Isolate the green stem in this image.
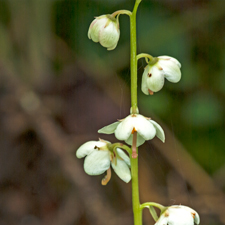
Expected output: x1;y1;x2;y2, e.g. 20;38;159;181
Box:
130;150;142;225
137;53;156;62
130;1;142;225
111;9;132;17
108;143;132;155
130;0;141;113
140;202;166;211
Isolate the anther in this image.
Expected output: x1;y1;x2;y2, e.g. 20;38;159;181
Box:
94;146;100;150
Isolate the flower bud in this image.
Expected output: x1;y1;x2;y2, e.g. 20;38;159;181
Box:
88;15;120;50
155;205;200;225
141;56;181;95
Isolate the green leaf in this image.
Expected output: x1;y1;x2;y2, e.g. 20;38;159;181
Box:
149;206;159;222
98;122;120;134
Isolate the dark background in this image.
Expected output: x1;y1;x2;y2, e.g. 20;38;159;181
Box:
0;0;224;224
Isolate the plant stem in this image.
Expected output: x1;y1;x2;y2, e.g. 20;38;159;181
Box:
137;53;155;62
130;0;142;225
111;9;132;17
130;152;142;225
130;0;141;113
140;202;165;211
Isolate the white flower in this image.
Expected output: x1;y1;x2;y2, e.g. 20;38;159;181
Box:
98;114;165;147
88;15;120;50
155;205;200;225
142;56;181;95
76;139;131;183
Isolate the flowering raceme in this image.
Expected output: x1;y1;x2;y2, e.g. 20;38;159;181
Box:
98;113;165;147
88;15;120;50
155;205;200;225
76;139;131;184
141;56;181;95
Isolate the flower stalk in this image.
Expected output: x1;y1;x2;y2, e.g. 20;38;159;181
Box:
130;0;141;113
137;53;156;63
111;9;132;17
130;151;142;225
130;0;142;224
81;1;199;225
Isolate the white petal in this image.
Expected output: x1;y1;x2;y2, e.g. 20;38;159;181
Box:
167;207;195;225
89;21;102;42
115;116;134;140
141;65;150;95
150;120;165;142
115;114;156;143
99;22;119;48
171;206;200;224
158;56;181;68
90;17;108;43
154;215;168;225
98;121;120;134
116;148;130;167
84;150;110;175
125;133;146;147
133;115;156;140
158;57;181;83
88;19;97;39
194;212;200;224
111;158;131;183
107;38;119;50
76;141;106;158
146;66;165;92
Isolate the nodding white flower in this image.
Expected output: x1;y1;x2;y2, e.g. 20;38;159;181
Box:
142;56;181;95
76;139;131;184
88;15;120;50
98;114;165;147
155;205;200;225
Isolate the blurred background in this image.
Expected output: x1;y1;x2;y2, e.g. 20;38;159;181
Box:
0;0;224;224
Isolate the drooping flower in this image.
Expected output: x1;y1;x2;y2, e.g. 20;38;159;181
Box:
76;139;131;184
155;205;200;225
141;56;181;95
88;15;120;50
98;113;165;147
